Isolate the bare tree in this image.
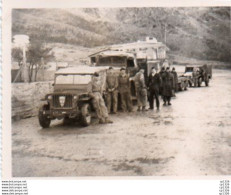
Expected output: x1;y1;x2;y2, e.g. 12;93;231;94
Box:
12;47;23;67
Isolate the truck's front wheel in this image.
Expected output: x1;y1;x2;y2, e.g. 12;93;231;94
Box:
81;104;92;126
184;81;188;90
198;78;202;87
38;105;51;128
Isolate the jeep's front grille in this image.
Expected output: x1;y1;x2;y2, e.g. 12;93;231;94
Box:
52;95;73;108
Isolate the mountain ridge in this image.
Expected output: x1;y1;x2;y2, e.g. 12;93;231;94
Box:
12;8;231;62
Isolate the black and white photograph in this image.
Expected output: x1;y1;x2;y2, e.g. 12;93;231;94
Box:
10;7;231;177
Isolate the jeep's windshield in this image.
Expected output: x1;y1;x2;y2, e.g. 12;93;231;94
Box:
55;75;92;84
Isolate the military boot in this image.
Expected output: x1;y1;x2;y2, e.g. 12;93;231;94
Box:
142;106;148;111
105;118;113;124
99;118;105;124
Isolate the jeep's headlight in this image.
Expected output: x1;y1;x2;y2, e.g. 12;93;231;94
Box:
48;95;52;100
73;95;78;100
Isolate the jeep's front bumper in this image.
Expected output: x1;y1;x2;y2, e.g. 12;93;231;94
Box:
41;109;80;119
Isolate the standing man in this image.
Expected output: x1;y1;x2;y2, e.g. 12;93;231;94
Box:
90;72;113;124
148;67;162;110
159;66;165;96
106;67;118;114
162;67;174;106
171;67;178;94
192;67;198;87
118;68;133;112
134;69;148;111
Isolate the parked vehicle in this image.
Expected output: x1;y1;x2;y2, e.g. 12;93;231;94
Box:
38;66;108;128
89;50;138;76
183;64;212;87
177;76;189;91
89;50;139;98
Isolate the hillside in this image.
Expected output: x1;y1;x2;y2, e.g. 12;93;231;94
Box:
12;7;230;62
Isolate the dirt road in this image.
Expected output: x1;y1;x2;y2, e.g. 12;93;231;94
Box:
12;69;231;177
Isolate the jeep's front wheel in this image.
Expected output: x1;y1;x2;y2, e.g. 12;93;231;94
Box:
38;105;51;128
81;104;92;126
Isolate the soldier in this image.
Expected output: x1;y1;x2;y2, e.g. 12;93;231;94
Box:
159;66;165;96
148;67;162;110
192;67;198;87
162;67;174;106
118;68;133;112
202;64;209;86
90;72;113;124
134;69;148;111
171;67;178;94
106;67;118;114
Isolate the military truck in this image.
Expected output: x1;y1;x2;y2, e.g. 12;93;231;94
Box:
38;66;108;128
183;64;212;87
89;50;138;75
89;50;139;98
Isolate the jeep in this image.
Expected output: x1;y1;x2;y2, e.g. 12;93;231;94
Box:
38;66;107;128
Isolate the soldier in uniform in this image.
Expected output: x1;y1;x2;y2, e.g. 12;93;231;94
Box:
159;66;165;96
171;67;178;94
148;67;162;110
90;72;113;124
106;67;118;114
162;67;174;106
118;68;133;112
192;67;198;87
134;69;148;111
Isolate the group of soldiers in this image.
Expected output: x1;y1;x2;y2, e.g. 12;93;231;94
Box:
90;66;178;124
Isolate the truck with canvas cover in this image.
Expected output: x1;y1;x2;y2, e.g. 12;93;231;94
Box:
89;50;138;98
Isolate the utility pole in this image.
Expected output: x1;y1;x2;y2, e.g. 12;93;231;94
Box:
164;23;167;45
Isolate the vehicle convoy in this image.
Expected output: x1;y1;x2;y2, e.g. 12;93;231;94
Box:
38;66;108;128
89;50;171;97
89;50;191;96
183;64;212;87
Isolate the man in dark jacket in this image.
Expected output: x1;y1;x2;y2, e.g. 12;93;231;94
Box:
159;67;165;96
118;68;133;112
148;67;162;110
162;67;174;105
171;67;178;93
